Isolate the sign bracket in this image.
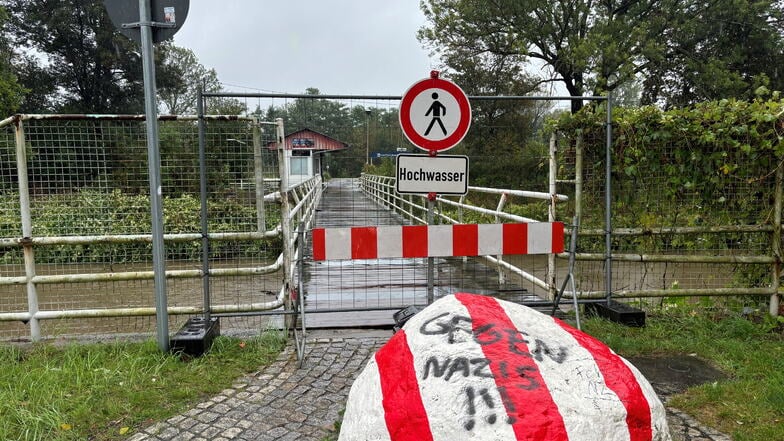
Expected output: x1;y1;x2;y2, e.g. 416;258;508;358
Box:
122;21;177;29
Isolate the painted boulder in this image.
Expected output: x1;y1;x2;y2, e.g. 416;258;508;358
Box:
339;293;671;441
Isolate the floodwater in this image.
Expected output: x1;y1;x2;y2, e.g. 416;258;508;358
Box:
0;259;283;340
0;252;741;340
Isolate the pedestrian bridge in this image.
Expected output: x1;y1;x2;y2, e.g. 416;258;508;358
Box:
296;176;572;329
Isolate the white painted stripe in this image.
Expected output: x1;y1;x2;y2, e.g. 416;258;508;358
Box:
404;296;518;441
496;298;633;441
527;222;552;254
325;227;352;260
477;223;503;255
377;226;403;259
427;225;453;257
337;358;392;441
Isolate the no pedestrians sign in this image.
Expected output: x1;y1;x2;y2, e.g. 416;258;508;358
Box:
399;72;471;153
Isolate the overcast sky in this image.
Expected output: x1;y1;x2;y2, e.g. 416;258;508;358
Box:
173;1;436;96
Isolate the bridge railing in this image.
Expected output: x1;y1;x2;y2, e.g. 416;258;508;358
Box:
359;173;570;296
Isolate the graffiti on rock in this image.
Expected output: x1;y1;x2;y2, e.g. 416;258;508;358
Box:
418;311;570;431
419;312;569;364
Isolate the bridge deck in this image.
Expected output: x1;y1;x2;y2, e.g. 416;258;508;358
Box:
302;178;544;328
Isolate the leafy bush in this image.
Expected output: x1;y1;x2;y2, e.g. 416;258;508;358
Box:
551;98;784;230
550;98;784;288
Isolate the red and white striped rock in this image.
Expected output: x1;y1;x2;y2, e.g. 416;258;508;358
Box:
339;293;671;441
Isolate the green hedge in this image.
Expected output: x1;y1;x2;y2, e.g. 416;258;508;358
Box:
551;97;783;229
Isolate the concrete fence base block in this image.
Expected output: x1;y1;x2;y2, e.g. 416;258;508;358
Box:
339;293;671;441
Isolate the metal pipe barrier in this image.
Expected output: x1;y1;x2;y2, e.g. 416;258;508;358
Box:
360;172;784;305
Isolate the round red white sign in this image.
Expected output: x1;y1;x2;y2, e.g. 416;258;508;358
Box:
399;75;471;153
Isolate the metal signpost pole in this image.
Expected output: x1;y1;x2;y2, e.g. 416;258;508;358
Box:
139;0;169;351
398;71;472;305
427;193;435;304
104;0;189;352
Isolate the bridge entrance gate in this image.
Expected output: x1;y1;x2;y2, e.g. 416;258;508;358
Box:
196;91;610;341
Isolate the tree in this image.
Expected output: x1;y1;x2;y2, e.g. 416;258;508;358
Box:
158;44;219;114
6;0;138;112
420;0;670;112
640;0;784;106
158;44;247;115
4;0;183;114
0;6;24;116
422;0;784;110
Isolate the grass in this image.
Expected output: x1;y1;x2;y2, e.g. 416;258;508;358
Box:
0;332;286;441
582;305;784;441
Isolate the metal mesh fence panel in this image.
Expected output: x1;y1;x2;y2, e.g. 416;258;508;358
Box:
0;123;25;320
0;115;283;340
3;96;778;340
556;102;780;309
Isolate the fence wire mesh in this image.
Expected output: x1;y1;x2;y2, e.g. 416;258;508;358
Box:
0;115;283;339
556;106;780;307
1;93;780;341
255;94;571;327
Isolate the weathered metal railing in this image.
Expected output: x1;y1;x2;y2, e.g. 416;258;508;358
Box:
0;114;324;341
0;175;321;328
573;225;779;300
360;169;782;316
359;173;569;297
551;131;781;316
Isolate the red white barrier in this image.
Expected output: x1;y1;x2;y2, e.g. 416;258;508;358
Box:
312;223;564;261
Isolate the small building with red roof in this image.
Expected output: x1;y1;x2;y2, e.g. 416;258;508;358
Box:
270;128;349;185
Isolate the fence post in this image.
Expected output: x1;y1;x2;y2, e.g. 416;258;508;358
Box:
385;177;393;212
459;194;468;263
276;119;294;331
494;193;508;285
253;119;266;233
427;197;435;304
772;159;782;317
575;133;584;226
14;118;40;341
605;94;614;303
408;194;414;224
197;90;211;324
548;132;558;299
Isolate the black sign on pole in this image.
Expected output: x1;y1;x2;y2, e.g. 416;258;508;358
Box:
104;0;190;44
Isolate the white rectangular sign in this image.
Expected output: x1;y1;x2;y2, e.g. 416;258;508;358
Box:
396;154;469;195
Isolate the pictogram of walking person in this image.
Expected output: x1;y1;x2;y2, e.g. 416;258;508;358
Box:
424;92;447;136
